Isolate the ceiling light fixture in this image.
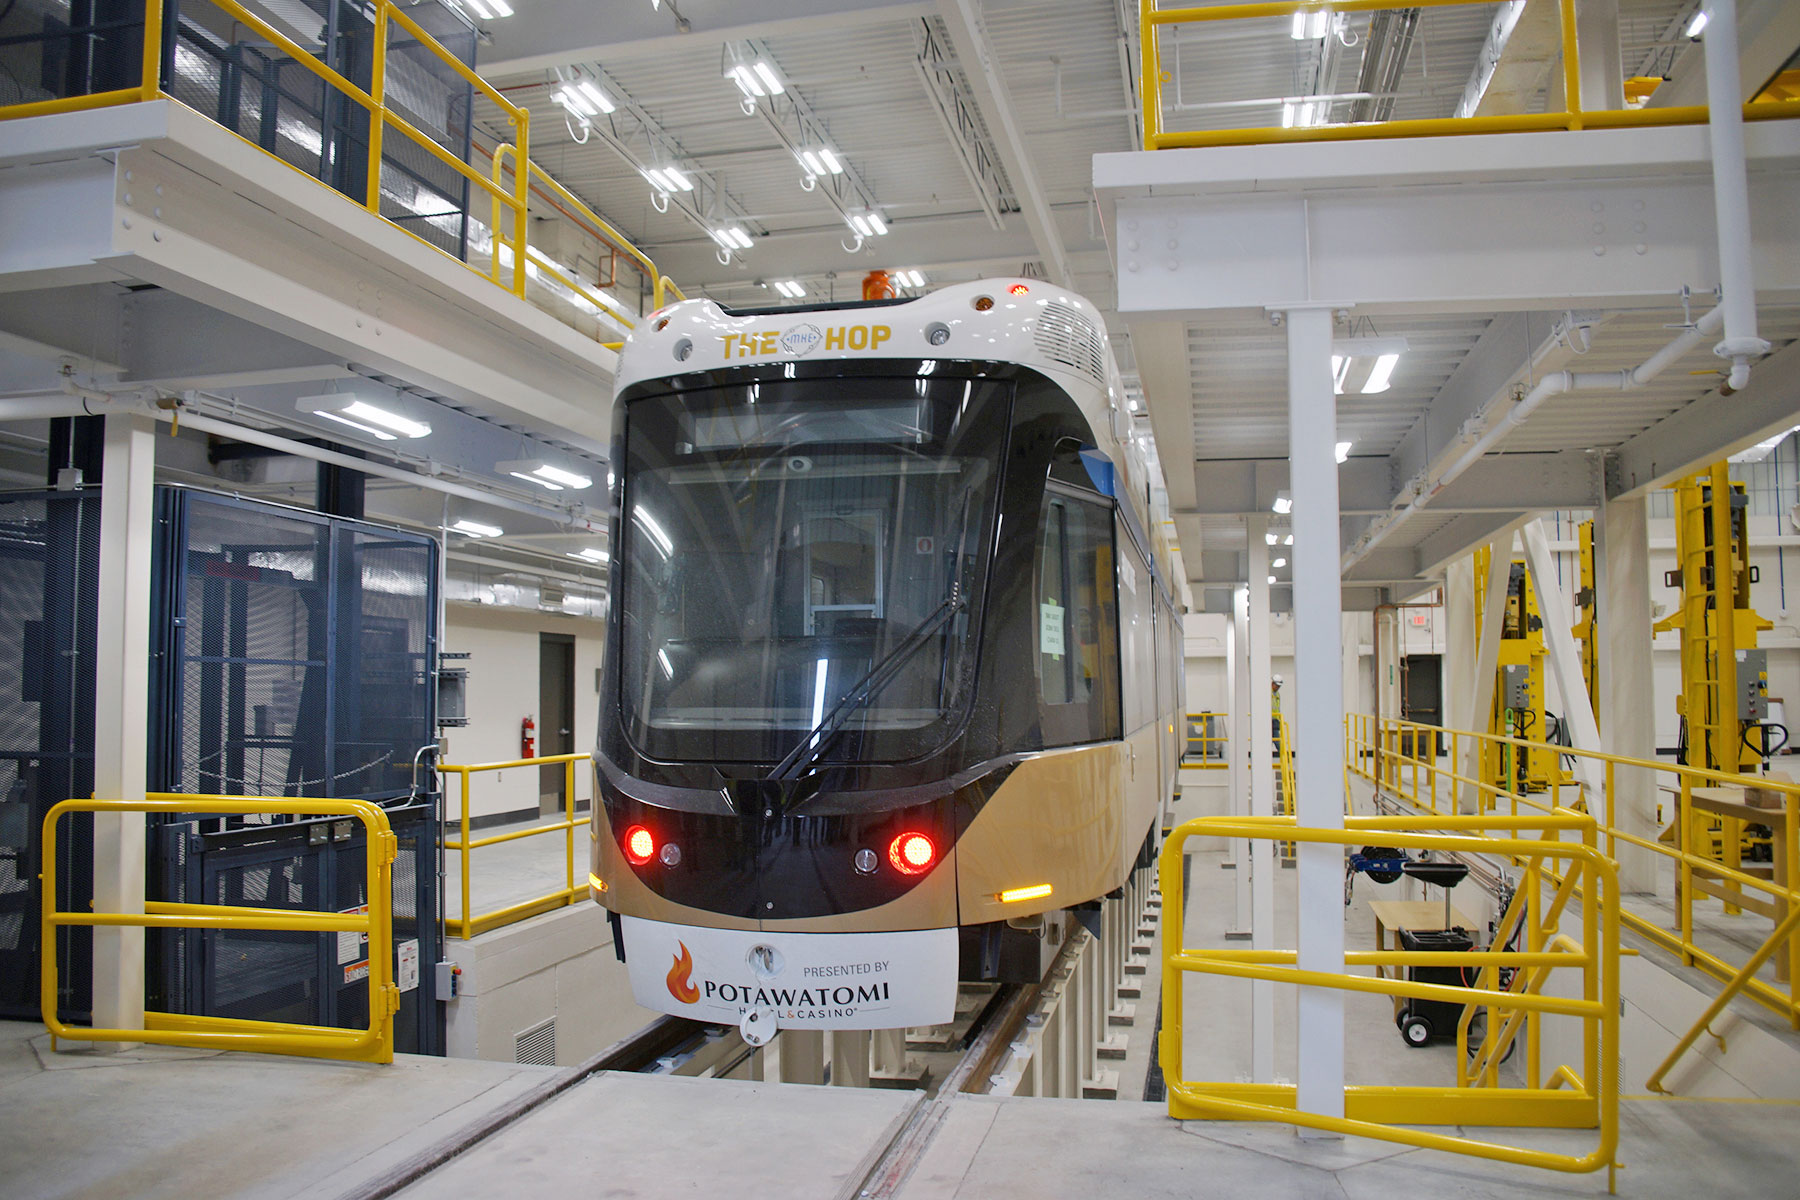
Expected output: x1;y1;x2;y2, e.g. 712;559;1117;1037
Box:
464;0;512;19
772;280;805;299
1685;9;1708;36
1272;492;1293;515
898;269;925;288
1362;354;1399;394
297;394;431;440
451;519;503;538
642;166;692;193
796;147;844;177
1273;557;1287;568
1284;534;1293;546
1335;440;1353;463
711;226;752;250
568;547;610;563
1265;531;1278;546
1289;9;1329;39
499;459;594;491
727;60;784;99
1331;337;1408;395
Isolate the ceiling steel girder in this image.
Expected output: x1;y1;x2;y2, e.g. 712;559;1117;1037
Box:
1186;451;1598;519
934;0;1073;289
913;17;1016;232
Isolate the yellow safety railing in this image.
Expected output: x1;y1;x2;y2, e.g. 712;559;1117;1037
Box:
1347;713;1800;1045
1275;711;1296;859
1139;0;1800;151
0;0;680;341
440;753;592;939
1160;811;1620;1182
41;794;397;1064
1183;711;1227;767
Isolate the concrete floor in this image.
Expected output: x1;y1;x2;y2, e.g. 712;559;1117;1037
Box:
8;1016;1800;1199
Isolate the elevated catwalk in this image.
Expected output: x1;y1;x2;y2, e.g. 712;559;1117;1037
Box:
4;1020;1798;1199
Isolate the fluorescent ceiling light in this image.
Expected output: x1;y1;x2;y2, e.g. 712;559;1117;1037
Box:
1290;10;1328;39
773;280;805;299
866;212;888;235
555;86;597;117
818;147;841;173
575;79;614;114
298;394;430;440
567;547;610;563
1685;10;1708;36
660;165;691;190
1361;353;1399;394
486;0;513;14
1268;575;1278;585
451;519;503;538
1272;492;1293;515
1335;440;1352;463
464;0;494;19
848;214;872;238
644;166;693;193
798;149;824;175
1284;534;1293;545
1265;531;1278;545
1273;557;1287;568
717;226;751;249
728;61;783;99
500;459;594;491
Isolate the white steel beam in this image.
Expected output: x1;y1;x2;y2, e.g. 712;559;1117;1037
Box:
1245;515;1275;1085
1285;306;1345;1125
1099;123;1800;316
1607;336;1800;498
1519;519;1604;799
1228;589;1251;934
1597;494;1659;891
936;0;1073;288
90;412;157;1045
1461;537;1514;808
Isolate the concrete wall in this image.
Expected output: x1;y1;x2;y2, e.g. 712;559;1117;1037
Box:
441;603;605;821
445;905;659;1067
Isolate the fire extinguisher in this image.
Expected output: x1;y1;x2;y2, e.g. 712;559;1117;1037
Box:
521;715;536;759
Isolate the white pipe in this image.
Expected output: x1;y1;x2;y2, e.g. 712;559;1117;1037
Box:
1700;0;1770;388
168;411;604;533
0;396;125;420
1344;305;1727;568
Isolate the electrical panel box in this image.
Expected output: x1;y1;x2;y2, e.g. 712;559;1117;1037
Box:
1739;648;1768;721
1503;664;1531;711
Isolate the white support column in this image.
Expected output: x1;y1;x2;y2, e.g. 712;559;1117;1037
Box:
830;1030;872;1088
1245;517;1275;1084
1227;585;1252;936
1374;607;1401;726
1520;520;1605;800
1443;556;1475;733
1284;306;1345;1126
91;413;156;1042
1598;493;1659;890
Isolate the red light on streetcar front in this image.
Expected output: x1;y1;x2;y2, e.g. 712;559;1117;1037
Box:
1008;283;1030;296
625;825;656;865
888;832;936;875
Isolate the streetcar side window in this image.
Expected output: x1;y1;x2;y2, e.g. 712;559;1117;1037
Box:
1035;492;1121;746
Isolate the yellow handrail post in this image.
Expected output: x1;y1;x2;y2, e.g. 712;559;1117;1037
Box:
141;0;165;101
1140;1;1160;151
1647;900;1800;1093
1559;0;1583;129
512;113;530;296
366;0;389;213
565;756;577;900
1679;774;1694;965
1788;797;1800;1027
459;766;472;940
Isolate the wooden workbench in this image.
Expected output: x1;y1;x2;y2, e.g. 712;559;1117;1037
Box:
1680;785;1793;980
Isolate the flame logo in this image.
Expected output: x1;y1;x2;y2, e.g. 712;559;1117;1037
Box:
666;942;699;1004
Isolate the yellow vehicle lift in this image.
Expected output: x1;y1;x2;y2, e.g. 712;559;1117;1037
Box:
1573;519;1600;730
1474;547;1571;795
1654;463;1779;861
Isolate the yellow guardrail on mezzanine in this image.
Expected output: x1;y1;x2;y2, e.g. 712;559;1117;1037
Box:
41;793;397;1064
1347;712;1800;1031
1159;811;1620;1183
440;752;593;939
0;0;681;344
1139;0;1800;151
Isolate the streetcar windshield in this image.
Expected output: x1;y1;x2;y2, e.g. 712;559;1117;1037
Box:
618;375;1009;765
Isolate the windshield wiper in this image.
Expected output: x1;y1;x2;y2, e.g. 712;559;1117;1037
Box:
767;589;966;784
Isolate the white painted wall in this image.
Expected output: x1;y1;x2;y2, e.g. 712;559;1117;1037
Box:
441;603;606;820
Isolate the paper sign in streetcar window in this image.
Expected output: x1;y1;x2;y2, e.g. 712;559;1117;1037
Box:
1040;602;1065;658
